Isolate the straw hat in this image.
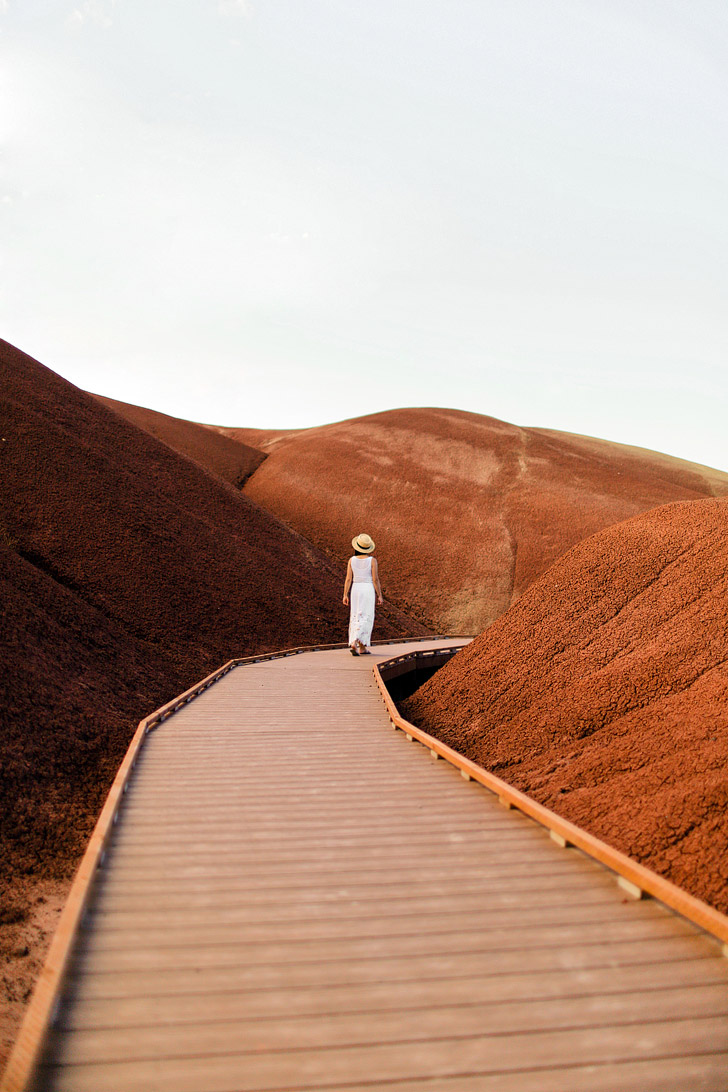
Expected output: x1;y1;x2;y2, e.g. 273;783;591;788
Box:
352;533;375;554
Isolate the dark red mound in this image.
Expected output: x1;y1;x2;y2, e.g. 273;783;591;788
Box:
95;395;266;487
0;339;425;887
401;498;728;912
218;409;728;634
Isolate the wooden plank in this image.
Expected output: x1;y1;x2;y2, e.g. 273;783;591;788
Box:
89;872;627;913
98;892;630;929
81;886;625;932
91;863;606;900
238;1054;728;1092
102;841;591;877
109;814;528;840
110;800;536;823
96;839;613;870
119;797;503;815
96;832;562;860
75;899;678;954
47;983;728;1066
58;956;728;1030
99;838;581;868
108;827;532;850
63;934;717;1001
115;793;506;816
73;915;696;976
36;1015;728;1092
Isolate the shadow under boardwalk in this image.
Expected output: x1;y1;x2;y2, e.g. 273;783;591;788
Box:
34;641;728;1091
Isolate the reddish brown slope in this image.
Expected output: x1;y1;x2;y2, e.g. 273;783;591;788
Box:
1;338;424;877
1;341;426;1064
401;497;728;912
218;408;728;634
95;394;266;487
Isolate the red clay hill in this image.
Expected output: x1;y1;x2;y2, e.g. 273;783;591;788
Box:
1;338;425;881
215;409;728;634
95;394;266;488
0;340;425;1063
401;497;728;914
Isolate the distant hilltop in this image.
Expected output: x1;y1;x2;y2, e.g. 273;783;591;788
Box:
213;407;728;634
104;396;728;635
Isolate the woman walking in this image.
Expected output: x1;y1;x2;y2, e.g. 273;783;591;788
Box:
343;533;383;655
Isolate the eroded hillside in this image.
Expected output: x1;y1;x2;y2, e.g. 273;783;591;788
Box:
401;497;728;912
217;408;728;633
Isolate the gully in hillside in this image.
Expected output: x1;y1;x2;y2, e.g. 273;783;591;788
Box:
343;533;384;655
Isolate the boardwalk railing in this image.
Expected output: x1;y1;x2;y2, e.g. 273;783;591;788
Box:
374;648;728;956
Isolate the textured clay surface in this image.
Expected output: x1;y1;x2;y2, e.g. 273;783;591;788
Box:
221;409;728;634
95;394;267;488
401;498;728;913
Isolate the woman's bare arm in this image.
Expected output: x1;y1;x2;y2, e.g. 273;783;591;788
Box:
372;558;383;605
343;559;353;605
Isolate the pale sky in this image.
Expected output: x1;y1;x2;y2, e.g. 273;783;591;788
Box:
2;1;727;470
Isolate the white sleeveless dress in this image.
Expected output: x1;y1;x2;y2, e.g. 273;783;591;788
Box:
349;556;376;647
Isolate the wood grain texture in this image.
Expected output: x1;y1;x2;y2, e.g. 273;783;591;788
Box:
25;641;728;1091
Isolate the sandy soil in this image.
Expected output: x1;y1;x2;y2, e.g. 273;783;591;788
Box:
401;497;728;913
0;878;68;1074
217;408;728;634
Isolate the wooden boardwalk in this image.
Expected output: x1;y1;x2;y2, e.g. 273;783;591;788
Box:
33;640;728;1091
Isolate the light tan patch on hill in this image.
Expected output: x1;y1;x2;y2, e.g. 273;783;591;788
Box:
235;408;728;633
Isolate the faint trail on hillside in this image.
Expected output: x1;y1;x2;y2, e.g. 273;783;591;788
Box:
500;425;530;609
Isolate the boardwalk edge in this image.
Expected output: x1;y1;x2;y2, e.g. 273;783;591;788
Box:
374;648;728;953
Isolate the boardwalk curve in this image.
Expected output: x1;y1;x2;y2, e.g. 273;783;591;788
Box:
6;640;728;1090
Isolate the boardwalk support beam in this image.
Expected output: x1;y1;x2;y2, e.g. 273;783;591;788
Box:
617;875;645;900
